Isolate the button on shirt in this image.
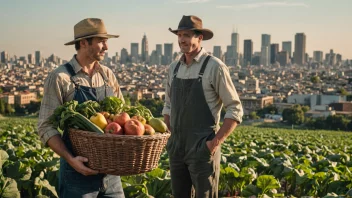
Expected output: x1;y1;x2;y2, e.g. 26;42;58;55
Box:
162;48;243;126
38;56;124;145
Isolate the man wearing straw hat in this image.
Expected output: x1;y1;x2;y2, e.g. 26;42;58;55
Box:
162;15;243;197
38;18;125;197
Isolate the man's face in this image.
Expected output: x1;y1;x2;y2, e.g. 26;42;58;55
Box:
177;30;202;54
86;37;108;61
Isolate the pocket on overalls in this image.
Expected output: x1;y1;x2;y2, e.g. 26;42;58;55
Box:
196;136;214;161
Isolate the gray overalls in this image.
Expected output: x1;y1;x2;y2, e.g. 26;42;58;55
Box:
167;56;221;198
59;63;125;198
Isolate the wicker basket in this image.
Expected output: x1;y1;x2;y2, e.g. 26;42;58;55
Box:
68;128;170;176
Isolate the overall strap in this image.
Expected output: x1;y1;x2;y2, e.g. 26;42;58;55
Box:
172;61;181;79
98;68;109;86
64;63;80;87
98;68;110;98
198;55;211;80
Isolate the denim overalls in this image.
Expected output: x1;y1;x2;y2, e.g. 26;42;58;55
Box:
167;56;221;198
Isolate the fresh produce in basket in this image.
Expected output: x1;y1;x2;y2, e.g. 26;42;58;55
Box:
104;122;123;135
144;124;155;135
60;97;171;176
48;100;103;134
131;115;146;125
124;119;145;135
101;111;111;120
75;100;101;118
49;97;169;135
99;96;124;114
90;112;108;129
113;112;130;126
148;118;168;133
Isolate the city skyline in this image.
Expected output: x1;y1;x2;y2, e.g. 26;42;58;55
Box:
0;0;351;60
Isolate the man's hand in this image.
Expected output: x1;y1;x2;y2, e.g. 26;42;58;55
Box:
206;118;239;154
47;135;98;176
67;156;99;176
206;140;220;155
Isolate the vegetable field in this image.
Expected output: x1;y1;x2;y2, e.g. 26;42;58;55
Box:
1;117;352;197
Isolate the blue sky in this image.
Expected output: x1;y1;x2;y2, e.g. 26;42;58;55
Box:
0;0;351;60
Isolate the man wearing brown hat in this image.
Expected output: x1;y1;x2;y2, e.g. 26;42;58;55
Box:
162;15;243;197
38;18;125;197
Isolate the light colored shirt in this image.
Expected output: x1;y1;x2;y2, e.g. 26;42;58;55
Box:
37;55;124;145
162;48;243;127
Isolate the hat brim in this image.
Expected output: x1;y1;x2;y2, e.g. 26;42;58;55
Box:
64;34;119;45
168;27;213;40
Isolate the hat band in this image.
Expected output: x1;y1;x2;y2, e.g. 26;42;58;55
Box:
177;26;201;30
74;31;108;39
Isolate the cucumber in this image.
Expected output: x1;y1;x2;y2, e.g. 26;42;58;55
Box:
73;113;104;134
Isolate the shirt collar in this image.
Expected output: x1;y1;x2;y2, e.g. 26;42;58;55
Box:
69;55;102;74
180;47;208;65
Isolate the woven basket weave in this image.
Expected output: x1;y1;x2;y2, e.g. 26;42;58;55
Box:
68;128;170;176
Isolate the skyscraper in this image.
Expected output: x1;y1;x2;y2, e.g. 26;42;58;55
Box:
261;34;271;66
28;54;34;64
313;51;323;63
231;32;239;53
261;34;271;48
213;46;222;59
163;43;173;65
35;51;41;65
141;34;149;63
243;40;253;66
120;48;128;64
278;51;289;66
294;33;306;65
156;44;162;57
114;52;119;64
150;50;161;65
282;41;292;58
131;43;139;63
260;46;269;66
1;51;8;64
336;54;342;64
329;49;336;66
225;45;236;66
270;44;279;64
231;31;239;65
252;52;261;66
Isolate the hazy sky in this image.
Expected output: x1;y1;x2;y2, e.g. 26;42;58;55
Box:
1;0;351;60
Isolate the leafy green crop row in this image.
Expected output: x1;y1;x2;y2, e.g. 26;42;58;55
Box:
0;117;58;197
0;117;352;197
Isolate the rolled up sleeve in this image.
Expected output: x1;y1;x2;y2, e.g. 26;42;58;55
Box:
214;64;243;123
37;72;63;146
162;68;172;116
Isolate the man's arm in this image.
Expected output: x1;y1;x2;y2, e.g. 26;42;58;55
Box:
206;118;238;154
162;64;173;131
206;62;243;153
38;71;98;175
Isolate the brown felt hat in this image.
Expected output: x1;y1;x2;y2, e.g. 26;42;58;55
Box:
169;15;213;40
